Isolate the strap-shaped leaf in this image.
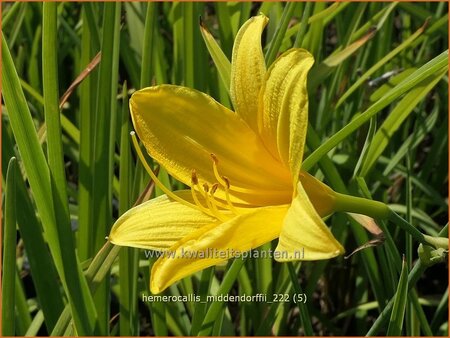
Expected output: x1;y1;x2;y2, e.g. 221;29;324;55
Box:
359;67;447;177
387;258;409;335
200;20;231;93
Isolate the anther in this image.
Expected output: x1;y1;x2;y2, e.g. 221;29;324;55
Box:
205;187;227;221
221;176;238;215
189;169;213;215
191;169;199;185
222;176;230;189
203;183;209;193
210;153;219;164
211;154;228;187
210;183;219;194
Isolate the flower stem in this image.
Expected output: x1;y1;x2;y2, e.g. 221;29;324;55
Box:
389;212;448;250
333;193;448;250
334;192;390;219
387;210;429;246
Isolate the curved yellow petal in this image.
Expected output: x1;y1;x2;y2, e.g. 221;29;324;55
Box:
299;171;337;217
230;14;268;131
130;85;292;206
275;182;344;261
150;205;289;293
258;49;314;186
109;191;217;251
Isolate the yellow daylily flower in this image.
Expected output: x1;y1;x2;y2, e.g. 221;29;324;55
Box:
109;14;344;294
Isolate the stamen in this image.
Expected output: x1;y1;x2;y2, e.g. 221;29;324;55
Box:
203;184;227;221
190;170;214;216
211;153;229;187
210;183;219;194
131;132;199;210
210;153;219;164
222;176;230;189
209;184;228;218
222;176;239;214
191;169;199;185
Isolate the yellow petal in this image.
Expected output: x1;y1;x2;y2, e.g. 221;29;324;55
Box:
150;205;289;293
109;191;216;250
275;182;344;261
130;85;292;206
299;171;337;217
230;14;268;131
258;49;314;186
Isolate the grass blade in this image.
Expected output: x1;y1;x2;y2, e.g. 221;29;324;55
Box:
265;1;297;66
190;267;214;335
51;243;122;335
359;67;447;177
2;158;17;336
2;2;22;28
200;20;231;93
3;31;97;335
309;27;376;89
25;311;45;336
387;257;409;335
336;19;429;108
367;225;447;335
302;50;448;170
2;128;63;331
198;258;247;335
140;2;156;88
294;2;312;48
77;8;97;261
287;263;314;336
118;82;139;336
91;2;122;333
43;3;99;334
14;270;32;335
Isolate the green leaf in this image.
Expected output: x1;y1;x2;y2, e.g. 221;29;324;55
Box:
14;271;32;335
77;5;98;261
293;2;312;48
2;30;97;335
43;4;99;334
2;158;17;336
359;67;446;177
265;1;297;66
302;50;448;171
1;128;63;331
25;311;45;336
309;27;376;89
190;267;214;335
287;263;314;336
118;82;139;336
140;3;156;88
91;2;122;333
198;258;246;335
336;19;429;108
369;68;417;102
2;2;23;28
353;116;377;178
387;258;409;335
52;243;122;335
200;20;231;93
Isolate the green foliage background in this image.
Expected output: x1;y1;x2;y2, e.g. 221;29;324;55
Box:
1;1;448;336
